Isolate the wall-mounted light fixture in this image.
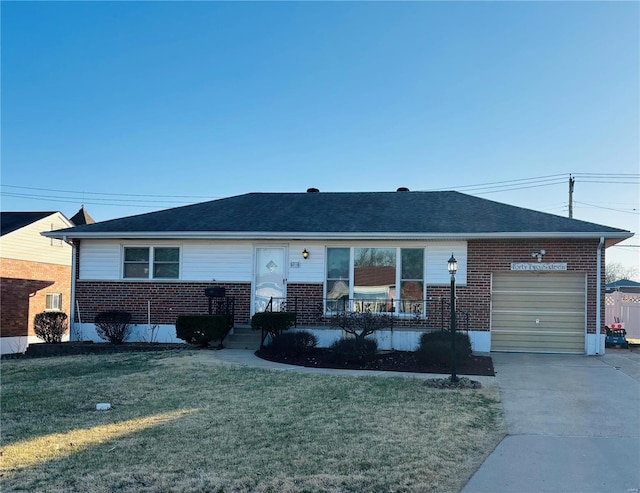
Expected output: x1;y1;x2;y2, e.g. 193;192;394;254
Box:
531;249;546;262
302;249;309;260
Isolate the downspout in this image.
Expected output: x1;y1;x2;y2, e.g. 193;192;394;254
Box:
64;236;78;341
595;236;605;355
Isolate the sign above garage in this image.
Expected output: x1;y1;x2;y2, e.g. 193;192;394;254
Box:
511;262;568;271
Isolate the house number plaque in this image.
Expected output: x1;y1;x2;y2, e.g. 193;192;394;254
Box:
510;262;568;271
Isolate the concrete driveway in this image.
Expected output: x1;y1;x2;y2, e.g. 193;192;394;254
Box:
462;348;640;493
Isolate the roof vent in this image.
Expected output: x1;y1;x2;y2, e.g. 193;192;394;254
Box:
306;187;320;193
396;187;410;192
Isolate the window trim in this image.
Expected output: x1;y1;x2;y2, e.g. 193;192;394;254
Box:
45;293;62;311
325;246;426;317
122;245;181;280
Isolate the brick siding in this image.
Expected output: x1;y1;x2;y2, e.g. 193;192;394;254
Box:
1;258;72;338
73;238;603;336
466;239;602;334
75;281;252;325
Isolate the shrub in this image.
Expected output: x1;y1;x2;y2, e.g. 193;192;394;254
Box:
33;312;68;343
176;315;231;347
330;311;392;339
330;337;378;365
94;311;132;344
265;330;318;357
251;311;297;340
416;330;472;366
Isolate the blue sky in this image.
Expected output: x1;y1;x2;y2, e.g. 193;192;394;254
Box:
1;1;638;270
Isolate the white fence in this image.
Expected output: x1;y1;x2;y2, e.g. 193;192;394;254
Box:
606;291;640;342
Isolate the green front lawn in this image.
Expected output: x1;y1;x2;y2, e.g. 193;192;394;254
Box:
1;350;505;492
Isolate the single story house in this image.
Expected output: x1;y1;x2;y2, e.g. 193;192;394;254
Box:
1;209;94;354
45;189;633;355
606;279;640;294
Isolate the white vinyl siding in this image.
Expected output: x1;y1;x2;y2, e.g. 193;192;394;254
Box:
79;241;122;280
78;240;468;284
0;213;73;266
286;243;325;283
182;243;253;281
491;272;586;354
425;242;467;285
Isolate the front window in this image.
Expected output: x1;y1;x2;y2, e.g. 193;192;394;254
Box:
124;247;150;278
400;249;424;314
123;247;179;279
153;248;180;278
326;247;425;316
354;248;396;312
326;248;350;312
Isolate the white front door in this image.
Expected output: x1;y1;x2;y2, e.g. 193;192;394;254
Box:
254;247;287;314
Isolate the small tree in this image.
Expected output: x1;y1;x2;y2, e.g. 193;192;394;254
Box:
33;312;68;343
606;262;639;284
94;311;132;344
330;311;392;340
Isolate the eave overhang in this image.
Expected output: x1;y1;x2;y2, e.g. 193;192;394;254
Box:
42;230;634;246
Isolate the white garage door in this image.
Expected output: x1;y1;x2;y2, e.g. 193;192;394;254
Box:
491;272;586;354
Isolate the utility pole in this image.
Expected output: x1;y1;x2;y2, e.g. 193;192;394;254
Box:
568;174;575;218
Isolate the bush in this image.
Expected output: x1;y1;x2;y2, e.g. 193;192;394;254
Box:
251;311;297;339
416;330;472;366
33;312;68;343
176;315;231;347
330;337;378;365
264;330;318;357
330;311;392;339
94;311;132;344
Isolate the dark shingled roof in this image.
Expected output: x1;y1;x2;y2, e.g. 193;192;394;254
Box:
48;191;631;238
1;212;59;236
70;207;95;226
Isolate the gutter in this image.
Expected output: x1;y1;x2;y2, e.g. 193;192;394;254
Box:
595;236;605;354
41;230;634;242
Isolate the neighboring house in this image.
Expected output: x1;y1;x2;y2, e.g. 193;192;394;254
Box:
605;280;640;344
606;279;640;294
45;190;633;355
1;207;94;355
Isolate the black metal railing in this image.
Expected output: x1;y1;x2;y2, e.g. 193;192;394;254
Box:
263;296;470;332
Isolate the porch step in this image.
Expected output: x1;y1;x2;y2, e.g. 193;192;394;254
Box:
223;326;261;350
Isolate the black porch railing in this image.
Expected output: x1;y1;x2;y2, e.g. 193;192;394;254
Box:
263;297;470;333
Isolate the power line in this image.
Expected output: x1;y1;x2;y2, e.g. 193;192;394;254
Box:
1;184;220;200
1;192;192;205
1;192;178;209
2;172;638;211
574;201;640;215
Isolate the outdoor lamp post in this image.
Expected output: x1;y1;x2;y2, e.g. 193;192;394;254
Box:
448;253;459;383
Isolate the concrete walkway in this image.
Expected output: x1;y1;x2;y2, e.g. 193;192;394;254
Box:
462;349;640;493
211;348;640;493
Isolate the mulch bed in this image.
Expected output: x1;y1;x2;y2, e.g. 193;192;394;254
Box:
256;348;495;376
